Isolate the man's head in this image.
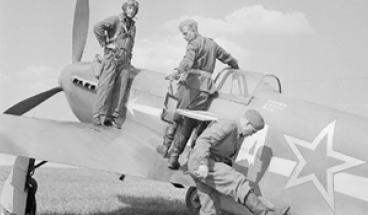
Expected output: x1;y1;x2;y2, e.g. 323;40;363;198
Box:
179;19;199;42
122;0;139;18
239;109;265;136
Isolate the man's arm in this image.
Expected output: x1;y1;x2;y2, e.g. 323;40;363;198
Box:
130;25;136;48
193;121;236;166
215;44;239;69
93;16;118;48
130;25;136;59
166;42;197;81
177;42;197;74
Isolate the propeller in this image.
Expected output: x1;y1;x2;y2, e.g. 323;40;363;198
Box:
4;87;62;115
72;0;89;63
4;0;89;115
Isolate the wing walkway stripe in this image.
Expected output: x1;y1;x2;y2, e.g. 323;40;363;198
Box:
335;172;368;202
133;104;162;117
267;157;368;202
268;157;296;177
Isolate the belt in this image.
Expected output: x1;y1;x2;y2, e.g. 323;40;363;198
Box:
106;47;131;54
187;69;212;80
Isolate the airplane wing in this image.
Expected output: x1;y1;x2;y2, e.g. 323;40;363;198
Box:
175;109;221;121
0;114;189;184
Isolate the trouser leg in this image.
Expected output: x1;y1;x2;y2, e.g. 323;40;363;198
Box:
168;117;198;169
188;159;290;215
93;52;117;122
168;88;211;169
110;65;132;128
172;83;192;122
170;117;198;155
187;91;211;110
195;178;222;215
157;123;178;157
244;191;290;215
188;159;252;204
158;83;188;157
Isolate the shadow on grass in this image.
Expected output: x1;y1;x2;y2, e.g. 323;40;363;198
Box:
39;195;197;215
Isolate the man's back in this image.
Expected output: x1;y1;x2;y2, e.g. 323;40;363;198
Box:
182;35;238;93
190;35;218;73
193;119;243;165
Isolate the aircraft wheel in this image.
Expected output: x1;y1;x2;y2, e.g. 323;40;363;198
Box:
185;186;201;213
25;177;37;215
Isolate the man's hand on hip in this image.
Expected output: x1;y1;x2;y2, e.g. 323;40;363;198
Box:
105;43;116;50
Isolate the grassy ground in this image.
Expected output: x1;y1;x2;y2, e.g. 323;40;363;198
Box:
0;166;195;215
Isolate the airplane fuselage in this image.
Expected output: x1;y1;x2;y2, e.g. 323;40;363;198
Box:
58;62;368;215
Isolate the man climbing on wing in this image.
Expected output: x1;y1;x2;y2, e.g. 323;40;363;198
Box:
157;19;240;169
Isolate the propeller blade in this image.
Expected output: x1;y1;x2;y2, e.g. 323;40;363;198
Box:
4;87;62;115
72;0;89;63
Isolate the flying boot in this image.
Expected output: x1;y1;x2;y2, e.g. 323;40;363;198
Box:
167;134;187;170
168;154;180;170
244;190;290;215
157;124;177;158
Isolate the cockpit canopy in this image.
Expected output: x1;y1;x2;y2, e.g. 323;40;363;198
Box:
214;68;282;99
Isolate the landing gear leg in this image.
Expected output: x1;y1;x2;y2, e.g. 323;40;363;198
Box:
25;160;46;215
0;157;37;215
25;177;37;215
24;159;37;215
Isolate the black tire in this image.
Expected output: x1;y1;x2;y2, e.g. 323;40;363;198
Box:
25;177;37;215
185;186;201;213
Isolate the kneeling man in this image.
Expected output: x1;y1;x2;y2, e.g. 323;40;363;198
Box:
188;109;290;215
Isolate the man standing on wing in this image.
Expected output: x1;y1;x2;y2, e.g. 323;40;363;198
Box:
93;0;139;129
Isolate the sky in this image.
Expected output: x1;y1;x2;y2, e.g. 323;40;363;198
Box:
0;0;368;164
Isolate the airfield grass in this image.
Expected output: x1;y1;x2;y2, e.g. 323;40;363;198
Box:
0;166;195;215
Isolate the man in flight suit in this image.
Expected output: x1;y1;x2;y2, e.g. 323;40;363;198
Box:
188;109;290;215
157;19;240;169
93;0;139;129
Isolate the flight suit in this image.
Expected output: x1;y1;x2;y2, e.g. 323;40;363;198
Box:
93;14;136;126
188;119;252;215
164;35;239;168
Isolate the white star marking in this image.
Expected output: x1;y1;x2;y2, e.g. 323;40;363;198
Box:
284;121;365;209
236;125;268;165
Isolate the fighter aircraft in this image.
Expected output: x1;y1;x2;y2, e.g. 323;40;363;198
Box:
1;0;367;214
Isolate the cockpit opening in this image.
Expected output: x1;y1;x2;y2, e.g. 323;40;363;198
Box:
214;68;281;99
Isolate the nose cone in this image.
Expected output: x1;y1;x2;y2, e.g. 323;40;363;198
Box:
57;62;98;123
58;62;96;94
